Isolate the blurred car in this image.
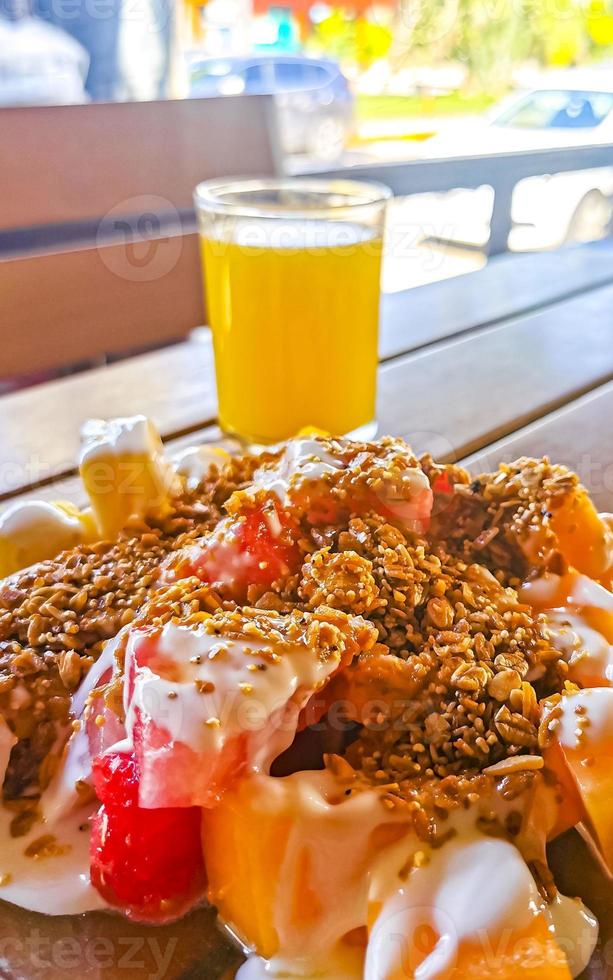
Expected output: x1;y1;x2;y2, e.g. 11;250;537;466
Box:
418;71;613;250
0;15;88;106
188;54;354;161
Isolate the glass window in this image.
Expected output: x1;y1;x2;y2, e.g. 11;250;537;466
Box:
273;61;329;91
242;62;275;95
494;90;613;130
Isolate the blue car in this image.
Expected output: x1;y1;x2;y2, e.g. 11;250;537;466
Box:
188;54;354;161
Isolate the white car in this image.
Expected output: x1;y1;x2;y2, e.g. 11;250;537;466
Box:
417;71;613;250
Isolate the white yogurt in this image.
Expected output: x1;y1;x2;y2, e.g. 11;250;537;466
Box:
233;784;597;980
523;573;613;612
0;501;90;576
43;633;124;825
523;571;613;687
556;687;613;750
172;444;231;489
548;893;598;978
366;835;538;980
0;795;105;915
546;611;613;686
366;831;597;980
79;415;164;464
125;619;343;773
0;640;123;915
252;440;341;504
225;770;412;968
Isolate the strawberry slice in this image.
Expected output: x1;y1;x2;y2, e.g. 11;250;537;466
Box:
90;749;206;923
121;608;376;809
168;505;301;600
239;438;434;535
297;485;433;534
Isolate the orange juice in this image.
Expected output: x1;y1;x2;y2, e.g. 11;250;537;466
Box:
201;220;383;444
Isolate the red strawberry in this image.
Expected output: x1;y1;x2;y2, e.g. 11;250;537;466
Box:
90;749;206;922
172;505;301;600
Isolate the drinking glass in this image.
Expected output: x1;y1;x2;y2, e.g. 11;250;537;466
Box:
194;177;390;445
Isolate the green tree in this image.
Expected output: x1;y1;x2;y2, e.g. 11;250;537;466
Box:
390;0;593;91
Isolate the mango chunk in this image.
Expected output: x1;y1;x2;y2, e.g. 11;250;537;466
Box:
550;490;613;586
544;741;587;840
366;835;573;980
203;778;292;958
203;773;413;961
79;416;176;538
447;917;570;979
553;688;613;872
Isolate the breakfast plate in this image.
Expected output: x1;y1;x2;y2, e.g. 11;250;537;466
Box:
1;416;613;978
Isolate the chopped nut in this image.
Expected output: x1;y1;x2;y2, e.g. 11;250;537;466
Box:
194;679;215;694
23;834;70;859
426;597;454;630
484;755;544;776
488;668;521;702
450;662;491;693
494;705;538;748
58;650;83;691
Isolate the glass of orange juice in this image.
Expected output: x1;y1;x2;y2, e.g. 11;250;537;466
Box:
194;178;390;445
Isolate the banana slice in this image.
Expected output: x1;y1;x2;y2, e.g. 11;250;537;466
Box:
0;500;97;578
79;416;177;538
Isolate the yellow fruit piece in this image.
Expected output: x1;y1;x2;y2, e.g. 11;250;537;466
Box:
447;916;570;979
203;779;293;958
560;741;613;872
203;773;412;961
544;741;586;840
368;891;570;979
554;689;613;873
79;416;176;538
550;489;612;586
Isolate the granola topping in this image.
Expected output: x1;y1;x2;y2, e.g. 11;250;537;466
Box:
0;431;609;942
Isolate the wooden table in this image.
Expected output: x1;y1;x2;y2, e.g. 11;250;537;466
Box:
2;239;613;511
2;240;613;979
